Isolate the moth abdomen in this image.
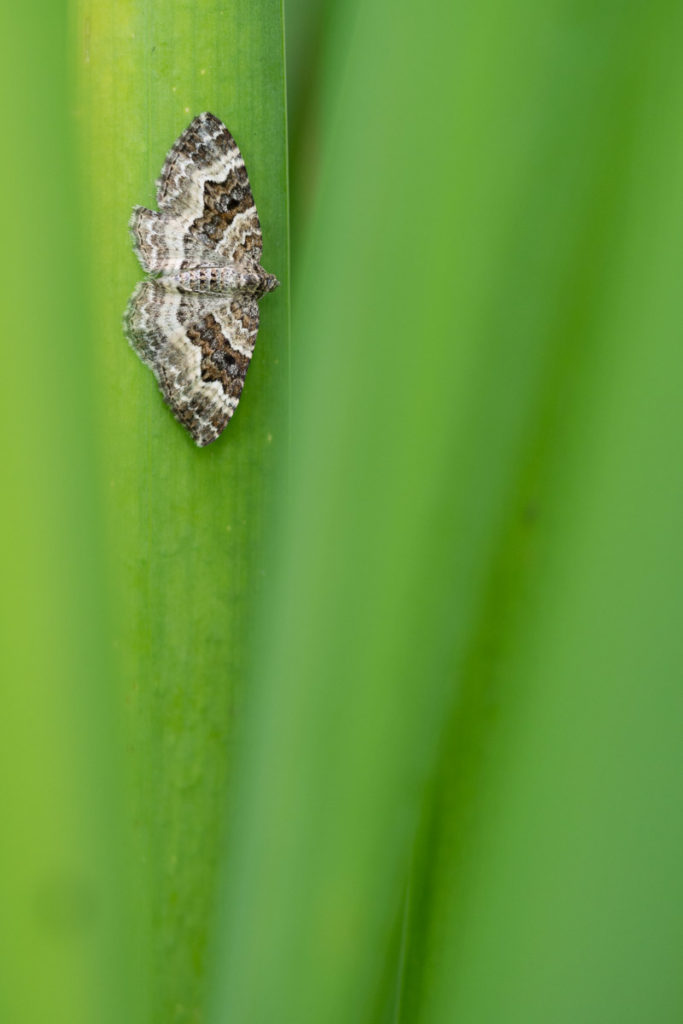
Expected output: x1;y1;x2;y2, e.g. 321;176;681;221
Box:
173;265;280;298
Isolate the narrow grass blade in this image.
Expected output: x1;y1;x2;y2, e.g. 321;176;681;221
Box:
71;1;289;1020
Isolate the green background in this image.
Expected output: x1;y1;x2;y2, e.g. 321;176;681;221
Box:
2;1;683;1022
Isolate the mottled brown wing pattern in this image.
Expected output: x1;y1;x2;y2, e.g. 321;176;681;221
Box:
124;281;259;447
156;112;239;212
182;172;263;268
129;205;176;273
125;112;278;446
156;111;262;268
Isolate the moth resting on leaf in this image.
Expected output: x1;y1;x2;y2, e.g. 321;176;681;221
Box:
124;112;279;447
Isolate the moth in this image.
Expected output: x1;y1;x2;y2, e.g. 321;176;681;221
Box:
124;112;279;446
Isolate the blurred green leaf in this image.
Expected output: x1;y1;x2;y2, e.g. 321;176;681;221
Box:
0;3;145;1023
209;2;683;1024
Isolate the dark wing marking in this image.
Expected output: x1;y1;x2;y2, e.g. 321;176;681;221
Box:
156;112;233;211
182;171;263;268
154;111;262;268
123;280;259;447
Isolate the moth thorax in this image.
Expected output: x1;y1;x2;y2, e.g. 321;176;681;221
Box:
174;266;269;295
